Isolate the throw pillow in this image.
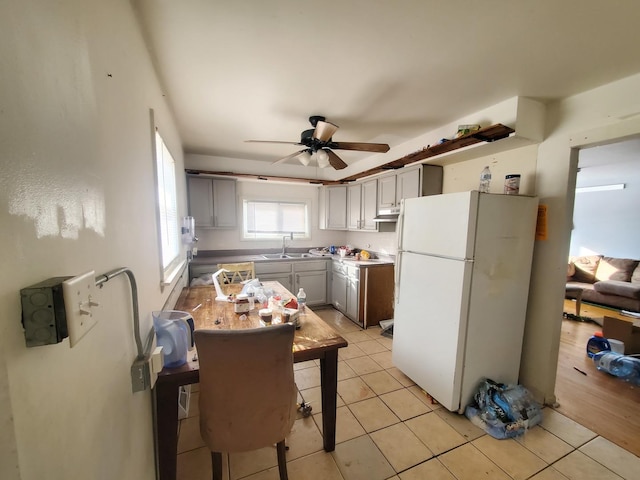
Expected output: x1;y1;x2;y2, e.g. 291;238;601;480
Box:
596;257;640;282
569;255;602;283
567;262;576;280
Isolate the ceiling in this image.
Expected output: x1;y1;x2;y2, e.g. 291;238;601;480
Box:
133;1;640;177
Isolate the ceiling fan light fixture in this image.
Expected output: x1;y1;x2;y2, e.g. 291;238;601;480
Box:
316;149;330;168
297;151;312;166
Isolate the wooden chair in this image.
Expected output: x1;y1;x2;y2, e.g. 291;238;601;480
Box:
217;262;255;284
194;324;297;480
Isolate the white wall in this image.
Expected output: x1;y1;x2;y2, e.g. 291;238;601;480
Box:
523;73;640;403
570;139;640;258
0;1;186;479
189;178;344;251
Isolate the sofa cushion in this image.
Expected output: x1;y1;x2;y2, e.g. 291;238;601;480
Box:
569;255;602;283
593;280;640;299
596;257;639;282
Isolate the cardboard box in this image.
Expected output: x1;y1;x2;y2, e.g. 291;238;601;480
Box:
602;316;640;354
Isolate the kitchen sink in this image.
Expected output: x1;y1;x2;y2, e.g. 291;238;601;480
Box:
261;253;314;259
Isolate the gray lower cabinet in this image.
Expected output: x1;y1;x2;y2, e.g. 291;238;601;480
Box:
332;261;359;323
255;259;329;306
331;268;348;313
332;260;395;328
255;262;294;294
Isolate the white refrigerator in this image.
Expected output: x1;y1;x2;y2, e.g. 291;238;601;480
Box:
392;191;538;413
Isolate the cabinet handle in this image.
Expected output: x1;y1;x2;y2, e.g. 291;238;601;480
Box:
214;215;218;226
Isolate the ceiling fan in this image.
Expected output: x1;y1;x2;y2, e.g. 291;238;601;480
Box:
246;115;390;170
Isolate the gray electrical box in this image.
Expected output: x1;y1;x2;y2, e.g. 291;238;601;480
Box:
20;277;72;347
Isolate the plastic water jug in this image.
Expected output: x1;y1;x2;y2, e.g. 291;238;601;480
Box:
152;310;195;368
586;331;610;358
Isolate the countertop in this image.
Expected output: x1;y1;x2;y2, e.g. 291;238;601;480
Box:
190;249;395;268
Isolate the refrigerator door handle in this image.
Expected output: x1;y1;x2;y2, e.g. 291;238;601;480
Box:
396;199;405;251
395;251;402;304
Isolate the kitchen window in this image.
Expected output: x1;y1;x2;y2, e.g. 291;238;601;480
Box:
154;129;181;283
242;199;310;240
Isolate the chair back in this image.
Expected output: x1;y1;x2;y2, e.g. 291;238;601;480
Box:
194;323;296;452
217;262;255;284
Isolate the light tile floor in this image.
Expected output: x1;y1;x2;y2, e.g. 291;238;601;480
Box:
176;307;640;480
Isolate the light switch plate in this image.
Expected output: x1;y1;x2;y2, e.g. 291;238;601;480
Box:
62;271;98;347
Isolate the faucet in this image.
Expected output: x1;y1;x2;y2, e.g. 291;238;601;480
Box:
282;232;293;255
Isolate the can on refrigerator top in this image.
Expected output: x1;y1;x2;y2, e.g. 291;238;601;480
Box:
504;174;521;195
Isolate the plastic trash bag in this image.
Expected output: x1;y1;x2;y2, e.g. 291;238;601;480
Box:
464;378;543;439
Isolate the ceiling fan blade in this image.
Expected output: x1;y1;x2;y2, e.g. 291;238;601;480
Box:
246;140;301;146
313;121;339;142
326;150;348;170
271;150;307;165
332;141;390;153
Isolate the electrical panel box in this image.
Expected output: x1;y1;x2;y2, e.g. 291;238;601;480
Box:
20;277;72;347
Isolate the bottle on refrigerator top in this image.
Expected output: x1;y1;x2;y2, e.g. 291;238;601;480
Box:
297;288;307;313
479;166;492;193
592;351;640;385
586;331;610;358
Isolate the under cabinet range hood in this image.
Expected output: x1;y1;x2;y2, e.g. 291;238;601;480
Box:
373;207;400;223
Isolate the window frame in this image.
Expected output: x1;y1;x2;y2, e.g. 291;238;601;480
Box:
241;197;311;241
153;128;183;284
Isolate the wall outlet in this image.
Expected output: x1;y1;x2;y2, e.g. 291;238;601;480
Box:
62;271;99;347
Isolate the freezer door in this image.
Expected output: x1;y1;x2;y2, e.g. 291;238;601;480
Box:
392;252;472;411
401;191;478;259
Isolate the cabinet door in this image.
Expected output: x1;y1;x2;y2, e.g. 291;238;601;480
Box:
188;177;214;227
396;168;420;204
331;272;347;313
361;179;378;231
295;271;327;306
259;273;293;293
346;271;360;323
212;178;237;228
326;186;347;230
347;184;362;230
377;174;397;209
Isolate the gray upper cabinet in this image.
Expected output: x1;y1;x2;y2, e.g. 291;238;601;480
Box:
324;186;347;230
187;175;237;228
395;167;420;203
377;175;397;210
348;179;377;231
378;165;443;211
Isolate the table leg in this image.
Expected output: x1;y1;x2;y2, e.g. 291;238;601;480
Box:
575;291;582;317
155;383;179;480
319;349;338;452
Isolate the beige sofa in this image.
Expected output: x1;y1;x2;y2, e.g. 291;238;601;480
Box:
567;255;640;313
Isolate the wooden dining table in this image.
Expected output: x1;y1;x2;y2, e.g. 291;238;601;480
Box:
153;281;348;480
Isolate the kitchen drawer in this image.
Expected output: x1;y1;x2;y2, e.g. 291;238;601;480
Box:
293;260;328;272
332;260;348;276
255;262;293;275
346;265;360;279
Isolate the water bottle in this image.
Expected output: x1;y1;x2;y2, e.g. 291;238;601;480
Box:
479;166;492;193
592;351;640;385
297;288;307;313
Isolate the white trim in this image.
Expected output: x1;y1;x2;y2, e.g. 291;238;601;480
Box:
161;259;187;287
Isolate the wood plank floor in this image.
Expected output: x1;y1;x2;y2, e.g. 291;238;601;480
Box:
554;300;640;456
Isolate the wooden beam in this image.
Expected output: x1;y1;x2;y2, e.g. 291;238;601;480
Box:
185;124;514;185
